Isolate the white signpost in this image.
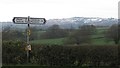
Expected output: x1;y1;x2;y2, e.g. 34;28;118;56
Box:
13;16;46;63
13;17;46;24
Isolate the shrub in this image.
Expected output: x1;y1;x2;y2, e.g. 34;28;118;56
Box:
2;41;119;67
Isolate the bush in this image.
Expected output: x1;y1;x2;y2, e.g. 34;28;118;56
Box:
65;25;96;44
41;25;69;39
2;41;26;65
2;41;119;67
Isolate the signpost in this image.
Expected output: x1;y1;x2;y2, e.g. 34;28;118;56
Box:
13;17;46;24
13;16;46;63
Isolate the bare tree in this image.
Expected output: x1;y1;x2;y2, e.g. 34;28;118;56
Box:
66;25;96;44
105;24;119;44
41;24;68;39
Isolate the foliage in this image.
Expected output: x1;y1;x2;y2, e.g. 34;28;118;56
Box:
41;25;69;39
2;41;118;67
2;26;25;41
65;25;96;44
105;24;120;44
2;41;26;65
29;27;44;40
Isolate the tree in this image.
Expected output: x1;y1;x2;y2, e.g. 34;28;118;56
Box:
105;24;119;44
65;25;96;44
29;27;41;40
2;26;25;41
41;24;68;39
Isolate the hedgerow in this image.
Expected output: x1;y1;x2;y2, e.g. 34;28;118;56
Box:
2;41;119;67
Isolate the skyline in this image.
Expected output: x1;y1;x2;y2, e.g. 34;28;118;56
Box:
0;0;119;22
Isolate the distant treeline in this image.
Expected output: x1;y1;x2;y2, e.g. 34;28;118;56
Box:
2;24;120;44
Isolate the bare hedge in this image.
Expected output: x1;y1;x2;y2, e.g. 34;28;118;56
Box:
2;41;119;67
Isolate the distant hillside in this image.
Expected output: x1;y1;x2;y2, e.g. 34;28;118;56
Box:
1;17;118;29
46;17;117;29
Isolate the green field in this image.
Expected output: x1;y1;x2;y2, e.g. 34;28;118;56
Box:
30;38;115;45
2;26;119;67
30;27;116;45
30;38;65;45
92;38;115;45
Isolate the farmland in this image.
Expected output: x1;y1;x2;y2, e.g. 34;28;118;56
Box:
2;24;120;67
30;38;65;45
30;27;117;45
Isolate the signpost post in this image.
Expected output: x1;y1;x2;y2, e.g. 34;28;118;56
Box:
13;16;46;63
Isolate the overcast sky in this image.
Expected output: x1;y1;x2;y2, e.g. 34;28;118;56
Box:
0;0;119;22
